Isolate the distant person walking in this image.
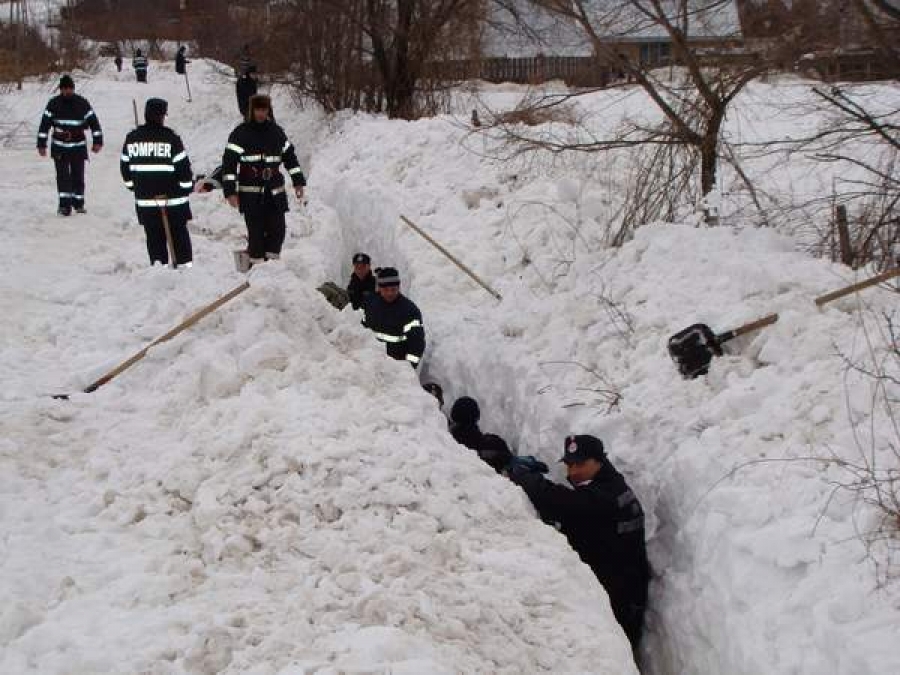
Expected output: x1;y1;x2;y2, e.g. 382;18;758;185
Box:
114;54;123;72
175;45;189;75
120;98;194;267
237;44;255;77
36;74;103;216
221;95;306;266
133;49;148;83
236;67;258;119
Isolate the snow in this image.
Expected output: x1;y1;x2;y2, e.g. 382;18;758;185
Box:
2;57;900;675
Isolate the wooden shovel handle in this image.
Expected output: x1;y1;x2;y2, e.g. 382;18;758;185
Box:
154;195;177;269
718;313;779;344
814;268;900;307
81;282;250;394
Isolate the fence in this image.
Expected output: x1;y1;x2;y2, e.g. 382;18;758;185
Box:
429;56;614;88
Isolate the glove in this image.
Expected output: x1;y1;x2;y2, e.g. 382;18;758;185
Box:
505;455;549;486
510;455;549;474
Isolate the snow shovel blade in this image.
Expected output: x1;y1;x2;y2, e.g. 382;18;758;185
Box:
233;249;251;273
668;313;779;379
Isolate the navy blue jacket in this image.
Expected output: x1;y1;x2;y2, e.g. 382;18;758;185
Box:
120;122;193;219
362;293;425;367
515;459;650;621
37;93;102;160
221;119;305;215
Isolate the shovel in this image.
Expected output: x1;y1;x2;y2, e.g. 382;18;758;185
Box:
155;196;177;269
668;313;779;379
668;267;899;379
52;282;250;399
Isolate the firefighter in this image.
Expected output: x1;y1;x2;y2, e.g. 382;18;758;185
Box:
236;66;258;119
362;267;426;369
36;74;103;216
507;434;651;649
133;49;148;83
221;94;306;265
175;45;188;75
120;98;194;267
347;252;376;310
237;44;255;77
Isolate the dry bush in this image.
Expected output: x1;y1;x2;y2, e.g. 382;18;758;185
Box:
0;22;60;83
492;102;578;127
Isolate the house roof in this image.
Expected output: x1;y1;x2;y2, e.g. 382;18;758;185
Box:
482;0;742;58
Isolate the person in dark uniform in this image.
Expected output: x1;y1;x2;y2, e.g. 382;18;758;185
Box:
114;54;123;72
448;396;514;473
507;434;651;649
237;44;255;77
36;74;103;216
347;252;376;310
236;66;258;119
175;45;189;75
120;98;194;267
221;94;306;265
362;267;426;369
133;49;148;82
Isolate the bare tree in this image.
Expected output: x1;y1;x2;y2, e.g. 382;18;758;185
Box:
486;1;783;196
270;0;483;118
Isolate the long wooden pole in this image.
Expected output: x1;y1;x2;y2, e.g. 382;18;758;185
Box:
54;282;250;398
814;268;899;307
156;197;177;269
132;98;139;126
399;215;502;301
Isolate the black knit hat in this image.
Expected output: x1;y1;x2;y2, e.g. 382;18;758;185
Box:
352;252;371;265
450;396;480;426
376;267;400;287
145;98;168;122
560;434;606;464
59;74;74;89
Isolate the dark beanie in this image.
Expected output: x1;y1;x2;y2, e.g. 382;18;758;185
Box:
59;74;74;89
145;98;168;122
352;252;371;265
376;267;400;287
451;396;480;427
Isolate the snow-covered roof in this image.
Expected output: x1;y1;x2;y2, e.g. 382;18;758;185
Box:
482;0;742;58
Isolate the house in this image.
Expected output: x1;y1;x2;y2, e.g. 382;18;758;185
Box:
472;0;743;85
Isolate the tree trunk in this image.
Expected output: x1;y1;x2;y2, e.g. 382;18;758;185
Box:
699;110;724;196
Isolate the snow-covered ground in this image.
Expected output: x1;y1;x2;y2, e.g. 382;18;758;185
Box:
2;58;899;674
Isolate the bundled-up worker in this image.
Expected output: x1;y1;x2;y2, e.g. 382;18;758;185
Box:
363;267;425;368
236;66;258;118
507;434;650;649
222;94;306;266
449;396;513;474
175;45;189;75
120;98;194;267
347;252;376;310
36;74;103;216
133;49;148;83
